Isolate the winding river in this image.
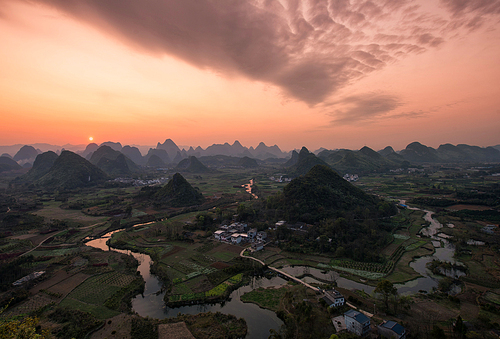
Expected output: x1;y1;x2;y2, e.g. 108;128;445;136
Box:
85;205;457;337
85;230;283;339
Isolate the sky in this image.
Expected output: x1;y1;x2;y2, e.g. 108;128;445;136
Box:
0;0;499;152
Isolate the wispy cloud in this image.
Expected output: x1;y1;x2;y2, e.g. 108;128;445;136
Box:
25;0;498;107
325;93;403;124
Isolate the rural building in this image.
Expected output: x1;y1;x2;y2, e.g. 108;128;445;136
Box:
321;290;345;308
378;320;406;339
257;231;267;241
231;233;242;244
214;230;225;240
12;271;45;286
251;242;264;251
275;220;286;227
247;228;257;239
344;309;371;336
482;225;497;235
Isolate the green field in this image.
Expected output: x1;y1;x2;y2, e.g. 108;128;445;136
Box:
60;271;137;319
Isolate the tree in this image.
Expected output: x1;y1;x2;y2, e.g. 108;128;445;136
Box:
453;316;467;339
430;325;446;339
374;279;397;311
0;315;51;339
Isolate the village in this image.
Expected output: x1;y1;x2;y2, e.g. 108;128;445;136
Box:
212;221;407;338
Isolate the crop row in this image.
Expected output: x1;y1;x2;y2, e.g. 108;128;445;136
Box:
170;274;243;301
331;260;393;273
68;272;135;305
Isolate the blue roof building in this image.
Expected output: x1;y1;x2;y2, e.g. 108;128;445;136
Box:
344;309;371;336
378;320;406;339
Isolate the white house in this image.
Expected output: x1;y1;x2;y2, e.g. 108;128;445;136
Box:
214;230;225;240
231;233;242;244
345;310;371;336
321;290;345;308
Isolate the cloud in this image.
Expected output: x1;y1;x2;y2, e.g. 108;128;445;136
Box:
440;0;500;31
25;0;492;105
326;93;403;124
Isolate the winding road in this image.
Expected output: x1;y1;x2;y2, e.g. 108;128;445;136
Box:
240;247;320;292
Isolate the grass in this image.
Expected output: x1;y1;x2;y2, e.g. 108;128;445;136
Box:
58;298;119;319
34;200;108;226
60;271;136;319
240;286;289;311
210;251;238;261
385;245;434;283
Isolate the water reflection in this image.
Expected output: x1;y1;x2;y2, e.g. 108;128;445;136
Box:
86;232;283;339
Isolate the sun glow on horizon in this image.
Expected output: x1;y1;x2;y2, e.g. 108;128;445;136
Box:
89;137;93;141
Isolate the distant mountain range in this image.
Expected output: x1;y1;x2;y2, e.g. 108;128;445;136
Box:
1;140;500;176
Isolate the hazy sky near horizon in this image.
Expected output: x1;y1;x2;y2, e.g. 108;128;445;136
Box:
1;0;499;151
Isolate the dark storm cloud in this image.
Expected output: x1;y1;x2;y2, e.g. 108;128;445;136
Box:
27;0;494;107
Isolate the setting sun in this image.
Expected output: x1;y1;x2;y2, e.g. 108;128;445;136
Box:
89;137;93;141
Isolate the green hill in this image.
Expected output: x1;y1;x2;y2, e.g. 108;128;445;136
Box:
281;164;377;222
175;156;211;173
21;151;58;181
0;156;22;172
154;173;204;207
35;151;109;190
319;146;403;173
237;156;259;168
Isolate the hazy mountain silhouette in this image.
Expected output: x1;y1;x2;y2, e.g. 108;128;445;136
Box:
121;145;144;165
156;139;181;160
319;146;404;173
100;141;122;151
82;143;99;158
398;142;500;163
13;145;39;162
237;156;259;168
0;156;22;172
284;150;299;167
175;156;211;173
154;173;204;207
286;147;330;177
146;154;166;168
145;148;171;165
89;146;139;176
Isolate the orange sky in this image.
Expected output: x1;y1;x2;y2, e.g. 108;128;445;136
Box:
0;0;499;152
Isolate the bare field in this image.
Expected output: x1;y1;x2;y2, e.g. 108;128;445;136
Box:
447;204;492;211
47;272;91;297
34;202;108;225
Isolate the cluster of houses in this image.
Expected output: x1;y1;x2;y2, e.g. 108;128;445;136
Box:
334;309;406;338
322;289;406;338
213;222;267;251
269;175;292;183
343;173;359;182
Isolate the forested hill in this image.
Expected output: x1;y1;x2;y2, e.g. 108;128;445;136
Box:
264;164;397;261
270;164;381;223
